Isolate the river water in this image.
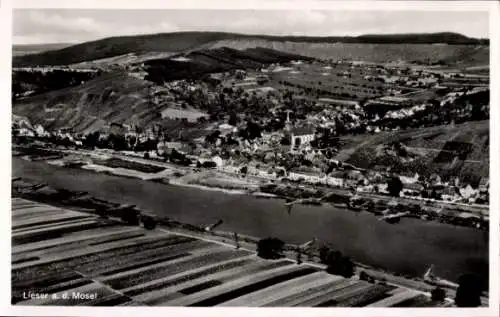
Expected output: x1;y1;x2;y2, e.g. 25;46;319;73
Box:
12;158;488;284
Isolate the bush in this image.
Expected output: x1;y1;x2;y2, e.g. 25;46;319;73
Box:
319;246;330;264
431;287;446;302
142;215;157;230
257;237;285;259
387;176;403;197
240;166;248;175
455;274;483;307
324;250;355;278
202;161;217;168
359;271;375;283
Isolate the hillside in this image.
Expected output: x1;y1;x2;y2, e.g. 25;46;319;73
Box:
12;72;157;133
12;46;314;133
205;41;489;66
340;120;489;186
144;47;315;83
12;32;488;67
12;43;74;57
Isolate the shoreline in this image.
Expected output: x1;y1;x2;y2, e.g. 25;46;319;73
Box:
14;145;489;230
11;163;490;304
8;179;458;301
10;180;489;305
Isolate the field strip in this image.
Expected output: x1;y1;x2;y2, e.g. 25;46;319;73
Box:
288;279;361;306
366;289;421;307
13;214;96;232
12;219;105;242
295;280;369;307
262;274;346;307
11;203;60;212
157;228;254;254
101;248;252;291
13;209;71;221
85;240;213;278
315;283;380;307
166;265;316;306
12;227;143;255
12;236;198;285
98;244;228;283
11;205;67;215
121;255;257;297
218;270;333;307
134;257;288;305
12;233;174;270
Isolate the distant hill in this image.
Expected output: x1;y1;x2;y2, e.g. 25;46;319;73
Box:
12;32;488;67
12;43;74;57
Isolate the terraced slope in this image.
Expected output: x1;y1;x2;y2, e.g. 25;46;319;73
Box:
12;198;451;307
341;120;489;186
12;72;157;134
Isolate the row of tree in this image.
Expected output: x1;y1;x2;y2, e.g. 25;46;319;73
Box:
256;237;484;307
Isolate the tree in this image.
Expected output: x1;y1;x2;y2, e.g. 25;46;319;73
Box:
229;112;239;126
202;161;217;169
323;249;355;278
257;237;285;259
280;136;290;146
387;176;403;197
455;274;483;307
431;287;446;302
326;251;354;277
240;166;248;175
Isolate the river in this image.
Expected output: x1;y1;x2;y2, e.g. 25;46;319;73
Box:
12;157;488;285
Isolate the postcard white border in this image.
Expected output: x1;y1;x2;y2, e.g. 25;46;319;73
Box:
1;1;499;316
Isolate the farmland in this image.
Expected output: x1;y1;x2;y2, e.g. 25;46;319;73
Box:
12;198;456;307
270;62;387;101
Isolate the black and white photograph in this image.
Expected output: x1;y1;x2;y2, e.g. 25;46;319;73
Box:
4;1;499;315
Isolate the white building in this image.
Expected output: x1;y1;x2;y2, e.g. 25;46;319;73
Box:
290;127;315;150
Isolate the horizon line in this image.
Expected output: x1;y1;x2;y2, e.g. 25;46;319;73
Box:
12;30;490;46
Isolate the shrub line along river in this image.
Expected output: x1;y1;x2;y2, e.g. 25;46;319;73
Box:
12;157;488;285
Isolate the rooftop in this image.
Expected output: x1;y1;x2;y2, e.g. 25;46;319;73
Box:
291;126;315;136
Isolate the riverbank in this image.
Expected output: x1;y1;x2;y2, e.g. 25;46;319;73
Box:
14;144;488;230
12;156;489;291
12;177;481;305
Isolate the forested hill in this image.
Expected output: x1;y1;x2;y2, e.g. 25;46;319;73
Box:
13;31;488;67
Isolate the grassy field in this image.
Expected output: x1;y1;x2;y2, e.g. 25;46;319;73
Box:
93;158;166;174
271;63;387;100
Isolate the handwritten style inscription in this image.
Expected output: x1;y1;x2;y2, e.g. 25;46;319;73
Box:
22;291;98;301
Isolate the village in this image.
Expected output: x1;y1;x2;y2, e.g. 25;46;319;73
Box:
13;57;490;207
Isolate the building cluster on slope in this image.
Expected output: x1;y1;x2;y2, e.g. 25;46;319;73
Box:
12;59;490;205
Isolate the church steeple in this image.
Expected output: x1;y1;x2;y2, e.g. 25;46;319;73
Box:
285;110;293;132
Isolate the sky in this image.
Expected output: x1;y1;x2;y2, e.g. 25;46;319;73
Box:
12;9;489;45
